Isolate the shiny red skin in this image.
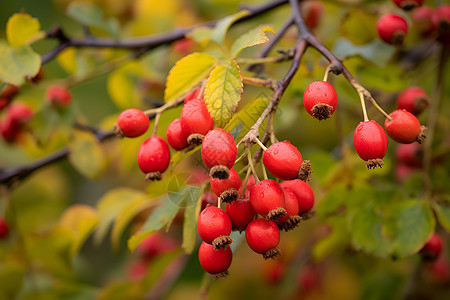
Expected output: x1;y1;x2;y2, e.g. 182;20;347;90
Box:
197;206;232;244
397;87;429;115
276;188;300;224
166;118;189;150
46;86;72;108
249;179;285;218
280;180;315;214
210;168;241;197
0;103;33;142
385;109;421;144
395;143;423;167
245;218;280;254
354;120;388;161
377;14;408;44
201;128;237;170
420;233;443;260
303;81;338;117
117;108;150;138
198;242;232;274
136;231;178;260
184;88;201;103
137;136;170;174
180;98;214;136
432;5;450;45
0;216;9;238
226;198;256;230
393;0;423;10
263;141;303;180
413;6;436;36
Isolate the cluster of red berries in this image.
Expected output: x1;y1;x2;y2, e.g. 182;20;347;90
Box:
196;128;315;278
377;1;450;46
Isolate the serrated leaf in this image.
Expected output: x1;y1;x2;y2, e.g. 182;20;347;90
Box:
231;25;275;57
211;10;250;44
0;41;41;86
6;12;44;47
68;130;107;179
434;202;450;232
333;38;395;68
59;204;99;257
182;190;202;253
67;2;120;39
128;186;201;252
94;188;148;246
164;52;216;103
204;59;243;128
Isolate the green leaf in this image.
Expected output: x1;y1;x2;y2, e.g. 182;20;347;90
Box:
0;262;25;300
204;59;243;128
339;8;377;45
68;131;107;179
0;41;41;86
187;27;214;46
313;218;349;261
164;52;217;103
390;201;435;258
316;184;348;220
210;10;250;44
66;2;120;38
128;186;201;252
94;188;148;246
231;25;275;57
333;38;396;68
182;189;202;253
29;104;60;145
58;204;99;258
6;12;45;47
434;202;450;232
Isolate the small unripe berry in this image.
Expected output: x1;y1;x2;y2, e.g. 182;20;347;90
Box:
420;233;443;261
246;218;281;259
263;141;311;181
197;206;233;249
377;14;408;45
393;0;424;11
276;187;301;231
166;118;189;150
46;86;72;108
210;168;241;203
201;128;237;179
198;242;232;278
384;109;427;144
226;198;256;231
354;120;389;169
137;136;171;180
180;98;214;145
397;87;429;116
250;179;286;221
115;108;150;138
280;179;315;214
303;81;338;121
0;216;9;238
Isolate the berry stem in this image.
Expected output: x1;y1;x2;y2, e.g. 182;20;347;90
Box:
261;163;269;180
240;167;253;198
247;148;260;182
242;77;277;89
151;113;162;137
323;65;331;82
255;138;268;151
144;96;185;115
237;55;292;65
234;150;247;165
359;92;370;122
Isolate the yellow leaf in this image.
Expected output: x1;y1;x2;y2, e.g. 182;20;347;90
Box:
59;204;99;257
204;59;243;128
6;12;44;47
164;52;216;103
231;25;275;57
57;48;77;75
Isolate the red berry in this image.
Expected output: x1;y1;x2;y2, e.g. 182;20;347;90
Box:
238;175;257;198
428;257;450;284
420;233;443;261
385;109;425;144
180;98;214;144
393;0;423;10
432;5;450;45
397;87;429;116
303;81;338;121
395;143;423;167
0;216;9;238
263;141;310;181
354;120;389;169
197;206;233;249
226;198;256;231
276;188;300;230
166;118;189;150
115;108;150;138
245;218;281;259
173;38;195;56
201;128;237;179
0;103;33;143
377;14;408;45
184;87;201;103
413;6;436;36
298;265;320;292
136;231;178;260
302;1;324;29
128;260;148;280
280;179;315;214
198;241;232;277
46;86;72;108
137;136;171;180
210;168;241;203
249;179;286;221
